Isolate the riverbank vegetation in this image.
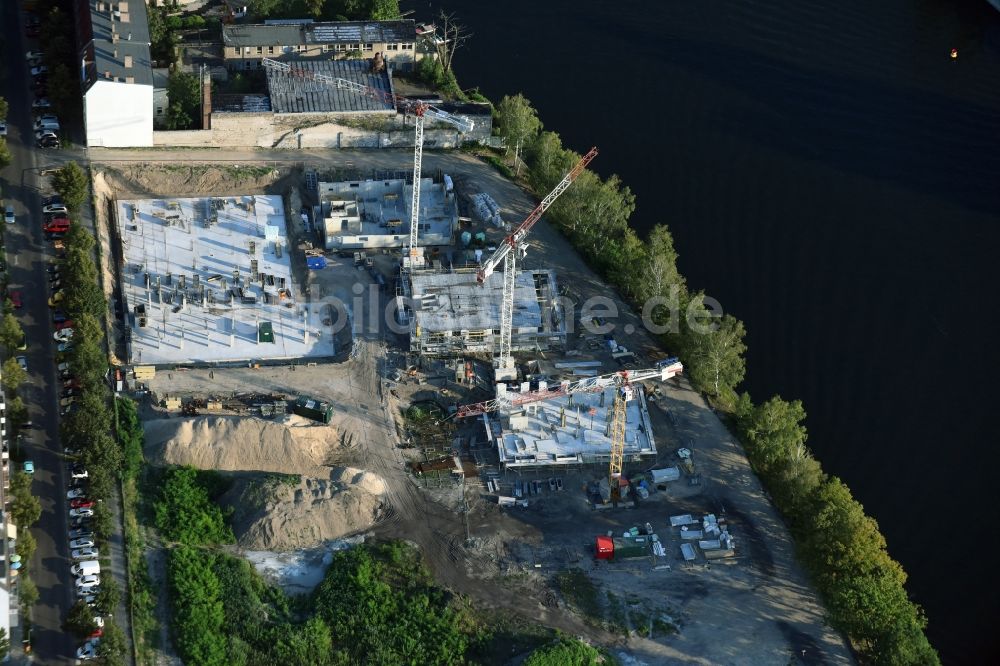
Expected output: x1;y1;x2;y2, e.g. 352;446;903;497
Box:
496;94;938;664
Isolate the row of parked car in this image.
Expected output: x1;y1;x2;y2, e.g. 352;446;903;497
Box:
26;50;59;148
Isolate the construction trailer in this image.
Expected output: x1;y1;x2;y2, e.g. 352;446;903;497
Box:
292;396;333;424
594;535;653;561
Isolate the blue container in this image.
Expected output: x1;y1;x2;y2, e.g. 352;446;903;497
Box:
307;256;327;270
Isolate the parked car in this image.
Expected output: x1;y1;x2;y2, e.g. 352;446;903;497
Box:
71;467;89;480
72;547;99;560
48;291;64;307
42;203;67;214
61;388;77;399
0;122;6;138
37;135;59;149
70;537;96;549
32;98;51;110
67;488;87;500
9;291;22;309
53;310;68;323
68;528;93;540
57;341;73;354
76;639;99;661
43;195;63;207
23;461;34;474
69;507;93;518
69;499;94;511
55;320;74;331
15;356;27;372
30;65;48;77
25;50;44;61
4;205;14;225
54;328;73;341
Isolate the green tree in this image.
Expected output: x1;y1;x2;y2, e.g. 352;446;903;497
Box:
166;71;201;130
369;0;401;20
68;338;108;389
10;473;41;527
6;395;27;432
62;390;112;450
0;139;11;169
738;396;808;474
87;465;116;503
0;97;8;120
155;466;234;545
97;622;128;663
51;162;89;215
0;312;24;352
496;94;542;175
683;305;746;401
66;600;99;638
524;637;601;666
15;528;35;563
47;63;79;120
20;575;38;608
9;472;40;527
0;627;8;660
96;581;120;616
1;357;27;392
92;501;115;540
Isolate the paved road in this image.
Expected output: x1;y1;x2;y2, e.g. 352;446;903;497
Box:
2;3;132;663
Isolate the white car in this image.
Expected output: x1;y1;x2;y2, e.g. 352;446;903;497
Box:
69;507;94;518
32;98;51;109
4;205;13;225
42;203;67;215
77;639;99;661
25;50;44;61
70;537;95;549
53;328;74;341
67;488;86;500
76;574;100;588
72;547;99;560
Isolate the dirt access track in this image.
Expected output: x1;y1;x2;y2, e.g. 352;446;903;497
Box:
91;149;853;664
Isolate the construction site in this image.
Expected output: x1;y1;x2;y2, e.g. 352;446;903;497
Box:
87;61;851;665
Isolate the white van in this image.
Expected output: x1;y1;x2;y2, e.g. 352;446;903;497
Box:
71;560;101;577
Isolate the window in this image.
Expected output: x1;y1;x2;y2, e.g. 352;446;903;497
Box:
364;43;373;51
267;46;274;55
243;47;251;54
350;43;360;50
296;45;306;52
156;107;163;114
387;43;399;51
336;44;347;52
255;46;262;54
321;44;330;53
402;43;413;50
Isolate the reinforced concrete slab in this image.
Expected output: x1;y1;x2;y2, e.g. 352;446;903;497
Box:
484;387;657;468
116;195;335;365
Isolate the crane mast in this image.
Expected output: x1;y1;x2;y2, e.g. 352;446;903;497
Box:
261;58;474;267
477;147;598;379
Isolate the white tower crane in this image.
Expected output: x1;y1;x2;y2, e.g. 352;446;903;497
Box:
476;147;598;379
262;58;474;267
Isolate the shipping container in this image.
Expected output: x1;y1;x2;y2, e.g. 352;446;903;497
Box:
292;396;333;424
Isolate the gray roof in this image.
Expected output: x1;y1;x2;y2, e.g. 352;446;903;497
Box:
265;60;395;114
223;20;417;48
85;0;153;88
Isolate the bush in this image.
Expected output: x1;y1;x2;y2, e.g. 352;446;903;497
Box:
524;637;602;666
154;466;234;545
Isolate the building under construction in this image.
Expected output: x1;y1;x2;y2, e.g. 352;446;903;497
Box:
406;269;566;356
483;385;657;469
114;195;335;365
316;175;458;250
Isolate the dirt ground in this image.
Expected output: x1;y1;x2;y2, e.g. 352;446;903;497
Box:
93;157;852;665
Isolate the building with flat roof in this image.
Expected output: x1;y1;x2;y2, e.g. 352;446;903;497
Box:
76;0;154;146
407;269;566;356
114;196;335;365
484;386;657;469
222;19;422;71
317;176;457;250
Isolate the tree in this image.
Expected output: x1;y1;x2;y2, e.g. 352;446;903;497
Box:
93;501;115;540
369;0;400;20
0;312;24;352
96;581;120;615
0;97;8;120
97;622;128;664
525;637;601;666
496;94;542;174
15;528;36;563
20;575;39;608
10;472;41;527
66;600;99;638
0;627;8;660
435;11;471;74
683;305;747;401
1;357;27;392
0;139;10;169
87;465;116;503
644;224;685;302
51;162;89;215
166;71;201;130
738;396;808;474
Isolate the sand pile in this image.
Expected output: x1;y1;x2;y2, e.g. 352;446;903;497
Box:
225;468;386;550
144;415;340;476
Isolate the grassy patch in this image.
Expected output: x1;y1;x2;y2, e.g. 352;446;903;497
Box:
605;591;629;635
555;568;602;624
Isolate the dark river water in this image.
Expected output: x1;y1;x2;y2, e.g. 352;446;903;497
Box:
426;0;1000;662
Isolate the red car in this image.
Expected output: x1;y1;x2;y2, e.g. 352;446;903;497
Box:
9;291;22;309
69;499;95;510
55;320;74;331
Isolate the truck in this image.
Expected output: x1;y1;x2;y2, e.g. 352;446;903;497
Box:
292;396;333;424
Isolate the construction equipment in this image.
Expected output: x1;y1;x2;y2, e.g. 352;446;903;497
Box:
476;148;598;380
457;360;683;502
261;58;474;267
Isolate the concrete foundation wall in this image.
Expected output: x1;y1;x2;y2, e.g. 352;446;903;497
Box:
151;111;492;149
